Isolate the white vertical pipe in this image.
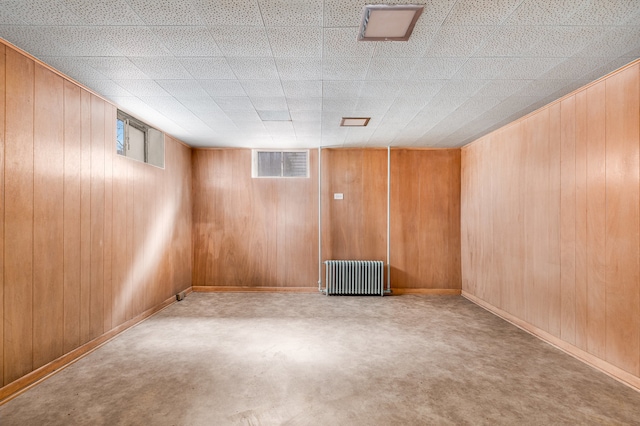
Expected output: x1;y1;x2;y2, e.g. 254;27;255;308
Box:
387;146;391;293
318;146;322;293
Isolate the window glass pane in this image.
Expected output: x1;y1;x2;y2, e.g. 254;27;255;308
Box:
283;151;308;177
116;119;125;156
258;151;282;177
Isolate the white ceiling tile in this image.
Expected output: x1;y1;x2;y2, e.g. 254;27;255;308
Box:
390;97;432;112
323;98;358;112
126;0;203;26
213;97;256;111
113;79;170;97
578;56;638;83
40;56;109;80
258;110;291;121
574;26;640;58
360;81;402;98
323;58;368;80
323;81;363;98
258;0;323;26
410;57;467;79
366;58;418;80
181;58;236;79
139;96;200;119
250;96;288;110
504;0;585;25
323;27;374;58
443;0;522;26
424;26;497;57
323;0;364;27
84;57;148;79
398;80;446;99
98;26;170;56
156;80;209;97
287;97;322;111
83;80;132;97
45;27;121;56
452;57;515;80
62;0;144;25
275;58;322;80
496;57;565;79
192;0;263;26
290;110;322;121
241;80;284;97
436;80;488;98
264;120;293;132
473;79;533;98
267;27;322;57
373;25;438;58
525;26;606;57
130;57;192;79
199;80;246;97
474;26;550;57
209;26;272;57
1;0;83;25
0;8;24;25
228;57;280;80
226;110;262;122
152;27;222;57
0;26;70;56
181;98;227;116
354;98;394;114
563;0;640;25
540;57;612;80
282;81;322;97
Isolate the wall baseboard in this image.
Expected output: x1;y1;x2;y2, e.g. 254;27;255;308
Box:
0;286;191;405
391;288;461;295
193;286;319;293
193;286;461;295
462;291;640;393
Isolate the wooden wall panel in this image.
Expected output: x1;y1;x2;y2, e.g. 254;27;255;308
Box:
392;149;421;288
63;81;82;354
0;44;5;386
548;102;562;338
585;83;607;359
0;43;193;392
79;89;92;345
462;60;640;387
192;149;317;287
604;64;640;375
89;95;105;340
191;148;459;291
103;104;114;332
560;95;576;345
32;64;65;369
4;47;34;384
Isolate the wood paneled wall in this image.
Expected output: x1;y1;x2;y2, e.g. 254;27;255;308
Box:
192;148;460;291
390;149;461;289
192;149;319;287
0;43;193;389
461;62;640;382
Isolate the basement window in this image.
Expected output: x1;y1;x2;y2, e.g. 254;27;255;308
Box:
116;110;164;168
252;150;309;178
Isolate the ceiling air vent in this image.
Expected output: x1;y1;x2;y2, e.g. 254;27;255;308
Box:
358;4;424;41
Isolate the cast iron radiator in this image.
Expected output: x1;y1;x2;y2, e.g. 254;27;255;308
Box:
323;260;384;296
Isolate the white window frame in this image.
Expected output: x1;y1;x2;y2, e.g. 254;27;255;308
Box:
251;149;310;178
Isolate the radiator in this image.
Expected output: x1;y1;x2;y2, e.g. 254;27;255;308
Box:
324;260;385;296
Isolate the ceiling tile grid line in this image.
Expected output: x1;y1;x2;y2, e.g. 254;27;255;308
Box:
0;0;639;148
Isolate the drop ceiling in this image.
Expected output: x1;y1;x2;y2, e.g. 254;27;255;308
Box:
0;0;639;148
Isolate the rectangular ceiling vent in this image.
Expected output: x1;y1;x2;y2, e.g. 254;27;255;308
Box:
358;4;424;41
252;150;309;178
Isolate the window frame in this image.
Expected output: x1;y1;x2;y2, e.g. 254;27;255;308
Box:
251;149;310;178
